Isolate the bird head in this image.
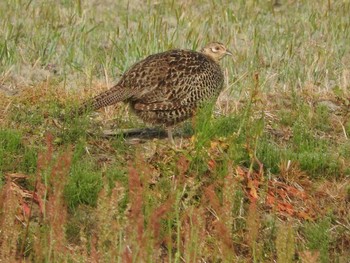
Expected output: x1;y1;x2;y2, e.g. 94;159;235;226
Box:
200;42;232;62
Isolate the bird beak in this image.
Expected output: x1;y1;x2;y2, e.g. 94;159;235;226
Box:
225;50;233;56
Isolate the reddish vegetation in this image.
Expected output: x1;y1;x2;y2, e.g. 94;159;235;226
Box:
0;85;349;261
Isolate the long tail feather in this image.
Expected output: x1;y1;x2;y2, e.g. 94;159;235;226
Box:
77;85;130;115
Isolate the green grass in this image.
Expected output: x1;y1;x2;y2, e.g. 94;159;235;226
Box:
0;129;38;176
304;218;331;263
1;0;350;262
64;159;103;211
0;129;22;171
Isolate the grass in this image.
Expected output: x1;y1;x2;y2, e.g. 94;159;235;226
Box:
1;0;350;262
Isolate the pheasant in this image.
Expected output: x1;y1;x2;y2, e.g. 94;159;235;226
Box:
78;42;232;141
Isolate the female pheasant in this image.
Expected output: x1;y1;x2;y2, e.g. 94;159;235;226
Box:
78;42;232;140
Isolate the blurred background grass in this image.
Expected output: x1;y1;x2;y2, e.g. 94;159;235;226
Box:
1;0;349;94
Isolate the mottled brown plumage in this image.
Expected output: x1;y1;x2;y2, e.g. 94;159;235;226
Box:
78;42;232;140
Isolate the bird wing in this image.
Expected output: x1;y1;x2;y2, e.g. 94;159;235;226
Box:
124;50;217;111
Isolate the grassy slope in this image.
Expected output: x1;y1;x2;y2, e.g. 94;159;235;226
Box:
1;0;350;262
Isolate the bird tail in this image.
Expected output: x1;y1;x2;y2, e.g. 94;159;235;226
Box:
77;85;131;115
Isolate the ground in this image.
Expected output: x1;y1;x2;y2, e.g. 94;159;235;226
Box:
0;0;350;262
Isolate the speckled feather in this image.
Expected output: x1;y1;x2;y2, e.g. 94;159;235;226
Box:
78;42;231;126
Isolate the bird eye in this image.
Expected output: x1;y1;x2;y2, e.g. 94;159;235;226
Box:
211;46;220;53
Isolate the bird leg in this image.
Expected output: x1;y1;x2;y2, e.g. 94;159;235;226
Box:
166;126;175;144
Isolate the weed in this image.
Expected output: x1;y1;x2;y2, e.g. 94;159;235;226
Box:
64;159;103;211
0;176;21;261
276;223;295;263
303;218;331;263
0;129;38;176
0;129;22;172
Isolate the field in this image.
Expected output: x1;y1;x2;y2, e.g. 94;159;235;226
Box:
1;0;350;262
